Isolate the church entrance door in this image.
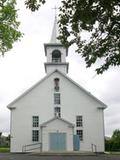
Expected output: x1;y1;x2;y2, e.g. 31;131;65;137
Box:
49;132;66;151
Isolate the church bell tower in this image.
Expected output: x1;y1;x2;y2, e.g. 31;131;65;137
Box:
44;16;69;74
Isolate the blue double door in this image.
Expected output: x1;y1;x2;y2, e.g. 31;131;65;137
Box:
49;133;66;151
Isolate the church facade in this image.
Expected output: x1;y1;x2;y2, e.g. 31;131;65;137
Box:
7;17;107;153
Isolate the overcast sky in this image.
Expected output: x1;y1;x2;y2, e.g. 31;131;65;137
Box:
0;0;120;137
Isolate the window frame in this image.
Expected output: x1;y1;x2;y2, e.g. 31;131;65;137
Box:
54;93;61;105
32;130;39;142
52;50;61;63
54;78;60;92
54;106;61;117
76;115;83;127
32;116;39;127
76;129;83;141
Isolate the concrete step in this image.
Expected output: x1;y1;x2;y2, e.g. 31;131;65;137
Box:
27;151;97;156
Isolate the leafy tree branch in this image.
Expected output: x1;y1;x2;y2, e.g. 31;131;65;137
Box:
1;0;120;74
0;0;22;56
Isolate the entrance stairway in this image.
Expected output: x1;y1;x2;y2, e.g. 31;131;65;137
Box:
27;151;97;156
22;143;98;156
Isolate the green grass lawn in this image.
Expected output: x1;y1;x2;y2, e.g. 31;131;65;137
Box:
105;151;120;155
0;147;10;153
110;152;120;155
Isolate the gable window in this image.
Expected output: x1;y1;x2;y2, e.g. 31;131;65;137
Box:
52;50;61;63
32;116;39;127
76;130;83;141
54;107;61;117
54;78;60;91
32;130;39;142
54;93;60;104
76;115;83;127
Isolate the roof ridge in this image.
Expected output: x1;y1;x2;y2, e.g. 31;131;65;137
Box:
7;70;57;109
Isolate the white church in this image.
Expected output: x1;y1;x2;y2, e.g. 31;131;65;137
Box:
7;17;107;153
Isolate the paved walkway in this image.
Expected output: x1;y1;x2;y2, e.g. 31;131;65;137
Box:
0;153;120;160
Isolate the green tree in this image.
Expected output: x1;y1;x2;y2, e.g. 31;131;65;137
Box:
0;132;2;146
112;129;120;140
111;129;120;151
0;0;22;55
6;134;10;146
25;0;120;74
105;129;120;151
1;0;120;74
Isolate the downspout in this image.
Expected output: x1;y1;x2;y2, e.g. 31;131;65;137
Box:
40;126;43;152
72;126;74;151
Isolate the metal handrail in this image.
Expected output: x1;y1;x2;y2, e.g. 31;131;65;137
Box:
22;142;42;152
91;143;97;153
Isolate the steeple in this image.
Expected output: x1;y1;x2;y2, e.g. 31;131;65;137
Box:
44;16;69;74
50;16;60;44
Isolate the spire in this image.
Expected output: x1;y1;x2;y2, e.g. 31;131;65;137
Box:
44;11;69;74
50;15;60;44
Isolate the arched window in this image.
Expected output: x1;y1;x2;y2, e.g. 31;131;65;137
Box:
52;50;61;63
54;78;59;91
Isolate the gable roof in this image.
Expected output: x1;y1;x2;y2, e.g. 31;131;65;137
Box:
40;117;74;128
7;71;55;109
7;69;107;109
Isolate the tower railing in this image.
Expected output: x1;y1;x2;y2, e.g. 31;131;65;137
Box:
52;58;61;63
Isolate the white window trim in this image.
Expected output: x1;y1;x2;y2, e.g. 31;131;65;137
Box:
76;115;83;127
76;129;83;141
54;93;61;105
32;130;39;142
32;116;39;128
